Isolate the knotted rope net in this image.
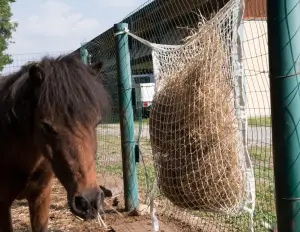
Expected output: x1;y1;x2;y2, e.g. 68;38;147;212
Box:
146;0;255;217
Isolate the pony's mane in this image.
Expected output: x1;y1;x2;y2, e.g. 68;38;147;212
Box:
0;55;110;132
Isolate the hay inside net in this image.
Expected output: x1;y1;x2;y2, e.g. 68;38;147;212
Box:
149;20;247;214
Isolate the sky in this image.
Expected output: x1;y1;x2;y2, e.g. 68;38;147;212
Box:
2;0;147;73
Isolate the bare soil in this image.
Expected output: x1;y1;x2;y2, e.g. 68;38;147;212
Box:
11;174;189;232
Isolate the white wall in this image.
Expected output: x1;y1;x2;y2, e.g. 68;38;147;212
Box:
241;20;270;117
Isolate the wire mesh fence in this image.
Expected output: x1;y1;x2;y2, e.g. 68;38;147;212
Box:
1;0;274;231
1;51;73;75
78;0;273;231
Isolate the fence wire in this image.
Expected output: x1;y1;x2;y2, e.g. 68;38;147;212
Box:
78;0;273;231
1;0;274;231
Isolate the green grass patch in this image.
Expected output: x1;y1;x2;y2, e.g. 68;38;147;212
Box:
248;117;271;127
249;146;272;164
104;116;272;127
98;124;116;130
98;118;149;130
195;146;276;231
218;146;276;231
99;163;155;188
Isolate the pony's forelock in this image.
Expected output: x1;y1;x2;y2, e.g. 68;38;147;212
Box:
0;55;110;131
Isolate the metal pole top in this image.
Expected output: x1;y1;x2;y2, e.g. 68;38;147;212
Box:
114;23;128;33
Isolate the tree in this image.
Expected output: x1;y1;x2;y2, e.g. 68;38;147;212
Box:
0;0;18;72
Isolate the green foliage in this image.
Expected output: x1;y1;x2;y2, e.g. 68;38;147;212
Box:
0;0;18;72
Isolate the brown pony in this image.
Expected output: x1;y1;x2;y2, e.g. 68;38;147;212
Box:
0;55;110;232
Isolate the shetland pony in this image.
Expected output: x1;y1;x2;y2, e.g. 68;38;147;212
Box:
0;55;110;231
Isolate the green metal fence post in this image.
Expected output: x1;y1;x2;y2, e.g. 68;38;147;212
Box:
267;1;300;231
114;23;139;211
80;47;88;64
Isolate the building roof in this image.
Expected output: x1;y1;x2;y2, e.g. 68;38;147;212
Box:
71;0;264;75
243;0;266;20
71;0;233;74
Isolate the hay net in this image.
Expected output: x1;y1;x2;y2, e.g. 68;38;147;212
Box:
126;0;254;222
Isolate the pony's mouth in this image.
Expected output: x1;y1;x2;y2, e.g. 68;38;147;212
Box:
70;206;96;220
68;196;103;221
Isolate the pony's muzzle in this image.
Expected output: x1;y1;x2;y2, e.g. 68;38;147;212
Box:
71;187;104;220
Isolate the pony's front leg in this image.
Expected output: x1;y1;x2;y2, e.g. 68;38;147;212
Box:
27;180;52;232
0;202;13;232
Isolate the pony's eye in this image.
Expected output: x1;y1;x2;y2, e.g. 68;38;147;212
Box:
40;122;55;134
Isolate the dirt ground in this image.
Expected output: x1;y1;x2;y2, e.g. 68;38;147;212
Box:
11;174;191;232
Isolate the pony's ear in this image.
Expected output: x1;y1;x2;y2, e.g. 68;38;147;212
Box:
89;61;103;71
29;65;45;86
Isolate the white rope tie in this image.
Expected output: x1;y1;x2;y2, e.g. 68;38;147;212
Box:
114;27;183;52
113;28;130;37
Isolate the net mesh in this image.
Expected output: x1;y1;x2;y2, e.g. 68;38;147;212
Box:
146;0;254;216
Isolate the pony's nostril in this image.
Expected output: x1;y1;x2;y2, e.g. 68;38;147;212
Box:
74;196;89;213
72;189;104;219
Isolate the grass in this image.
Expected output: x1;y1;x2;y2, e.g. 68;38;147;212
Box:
103;117;272;128
96;125;275;231
248;117;271;127
100;163;155;189
249;146;276;230
98;118;149;131
187;146;275;231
